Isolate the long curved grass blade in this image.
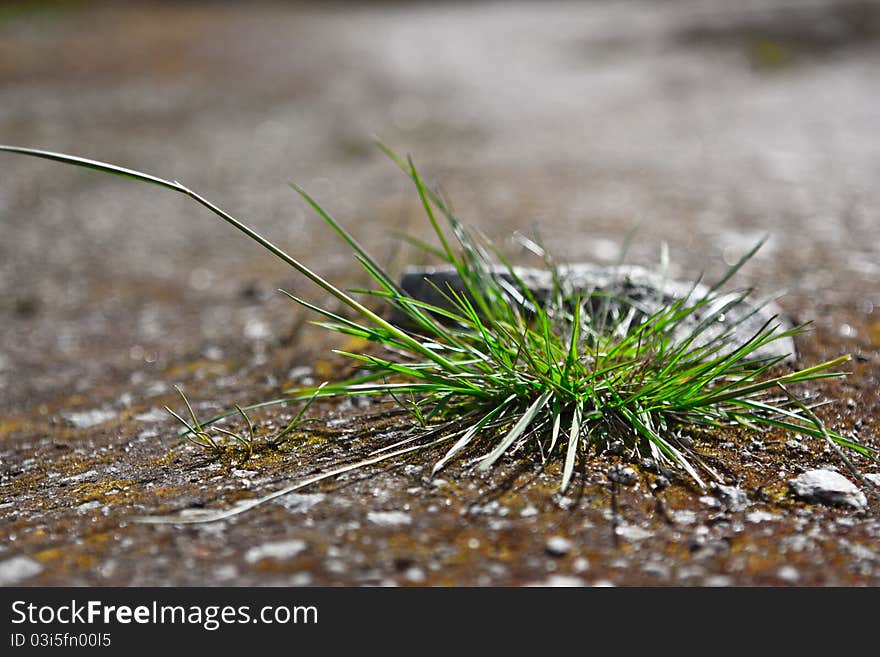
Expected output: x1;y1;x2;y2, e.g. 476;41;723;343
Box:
0;145;182;191
0;145;466;375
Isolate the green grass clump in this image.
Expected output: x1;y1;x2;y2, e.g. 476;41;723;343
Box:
0;143;872;504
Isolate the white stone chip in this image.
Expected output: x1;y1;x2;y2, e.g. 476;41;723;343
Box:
789;469;867;510
245;539;307;564
367;511;412;527
0;556;43;585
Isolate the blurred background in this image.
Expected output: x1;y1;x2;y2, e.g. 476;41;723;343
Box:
2;0;879;416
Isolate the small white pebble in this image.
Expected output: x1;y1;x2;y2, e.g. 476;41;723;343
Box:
528;575;585;587
366;511;412;527
544;536;573;557
703;575;733;587
0;556;43;585
245;539;307;564
616;524;653;542
777;565;800;583
746;510;779;523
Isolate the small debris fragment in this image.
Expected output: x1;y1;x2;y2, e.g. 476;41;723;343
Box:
572;557;590;573
781;535;811;553
243;318;270;341
232;469;258;479
641;562;671;579
605;440;625;456
275;493;326;513
746;510;779;524
366;511;412;527
838;324;857;338
713;483;750;512
673;510;697;525
544;536;573;557
325;560;347;574
652;476;670;490
67;469;99;483
287;366;314;385
607;465;638;486
287;572;313;586
702;575;733;587
134;408;170;423
244;539;307;564
62;408;116;428
528;575;585;587
214;565;238;581
203;345;224;361
789;469;867;510
615;524;653;542
0;556;43;585
777;565;801;583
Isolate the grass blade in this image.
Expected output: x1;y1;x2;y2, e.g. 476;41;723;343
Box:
477;390;552;471
561;402;582;492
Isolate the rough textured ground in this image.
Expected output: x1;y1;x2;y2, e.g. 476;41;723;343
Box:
1;0;878;586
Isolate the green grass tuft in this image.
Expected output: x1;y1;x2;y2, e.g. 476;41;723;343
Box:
1;142;874;503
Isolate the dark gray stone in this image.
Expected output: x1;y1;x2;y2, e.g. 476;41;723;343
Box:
398;264;795;362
